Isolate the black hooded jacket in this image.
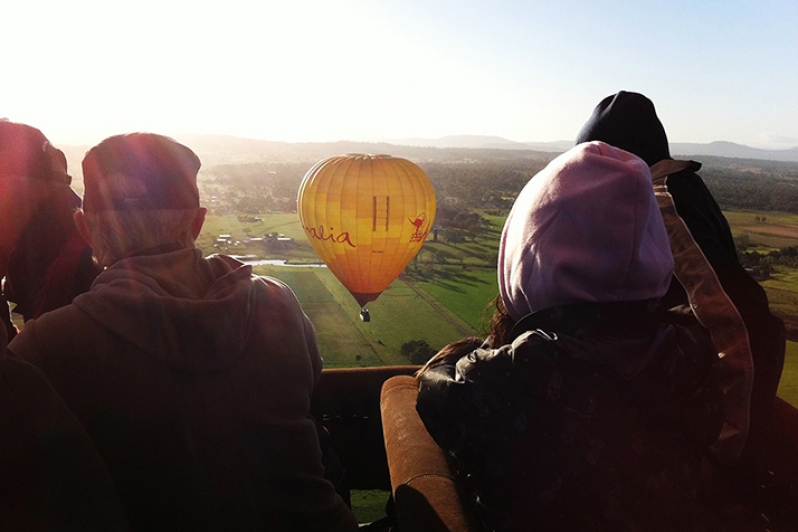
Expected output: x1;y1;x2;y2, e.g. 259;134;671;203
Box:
577;92;738;268
577;91;785;460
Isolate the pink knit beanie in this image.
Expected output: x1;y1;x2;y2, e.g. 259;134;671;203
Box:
499;141;673;321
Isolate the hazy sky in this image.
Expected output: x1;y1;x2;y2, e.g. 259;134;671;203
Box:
2;0;796;148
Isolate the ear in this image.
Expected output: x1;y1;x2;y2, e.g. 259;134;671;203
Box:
73;209;93;246
191;208;207;241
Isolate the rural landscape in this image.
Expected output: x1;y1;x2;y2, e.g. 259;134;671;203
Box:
53;136;798;409
101;134;798;408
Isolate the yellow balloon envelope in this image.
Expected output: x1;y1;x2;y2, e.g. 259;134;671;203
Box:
297;154;436;308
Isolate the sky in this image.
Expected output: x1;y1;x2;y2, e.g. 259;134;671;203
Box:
1;0;797;148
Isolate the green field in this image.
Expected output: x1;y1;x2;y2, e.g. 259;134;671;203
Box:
197;213;319;261
412;267;498;333
726;210;798;250
778;341;798;406
764;268;798;406
761;268;798;319
251;265;471;366
201;212;310;242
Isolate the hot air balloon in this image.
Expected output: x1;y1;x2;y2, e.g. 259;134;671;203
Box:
297;154;436;316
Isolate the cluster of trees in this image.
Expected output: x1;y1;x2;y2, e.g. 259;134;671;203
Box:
434;208;492;244
199;156;553;217
700;157;798;214
200;162;309;214
423;155;798;217
199;150;798;225
420;160;549;211
740;244;798;273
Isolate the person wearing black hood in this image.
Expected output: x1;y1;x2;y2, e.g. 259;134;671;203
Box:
576;91;785;468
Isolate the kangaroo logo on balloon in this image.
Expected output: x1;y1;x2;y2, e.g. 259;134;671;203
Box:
408;213;430;243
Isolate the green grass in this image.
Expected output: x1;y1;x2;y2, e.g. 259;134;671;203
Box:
253;267;383;368
252;265;470;366
741;234;798;249
763;267;798;292
761;268;798;318
762;290;798;320
350;490;390;524
724;210;798;229
201;212;308;241
778;341;798;407
316;269;469;361
412;267;498;333
725;210;798;249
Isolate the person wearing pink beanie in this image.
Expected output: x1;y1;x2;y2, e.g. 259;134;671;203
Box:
417;142;725;531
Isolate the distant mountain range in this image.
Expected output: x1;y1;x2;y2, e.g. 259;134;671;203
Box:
62;135;798;181
389;135;573;153
670;141;798;162
390;135;798;162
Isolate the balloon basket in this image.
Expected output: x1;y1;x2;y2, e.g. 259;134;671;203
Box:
359;308;371;323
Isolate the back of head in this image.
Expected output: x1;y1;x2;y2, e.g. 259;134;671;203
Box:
576;91;670;166
499;141;673;321
81;133;202;266
82;133;200;212
0;119;70;183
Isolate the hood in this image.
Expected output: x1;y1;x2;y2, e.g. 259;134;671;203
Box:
576;91;670;166
74;247;256;372
499;142;673;321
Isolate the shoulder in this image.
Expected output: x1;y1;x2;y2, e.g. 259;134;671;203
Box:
8;304;105;369
419;331;557;391
249;274;306;316
206;254;299;301
252;273;295;295
667;168;710;191
418;332;557;415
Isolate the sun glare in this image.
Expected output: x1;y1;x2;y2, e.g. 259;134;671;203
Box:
2;0;517;144
1;0;797;147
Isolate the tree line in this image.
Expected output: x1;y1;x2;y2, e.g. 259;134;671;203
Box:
201;153;798;216
739;244;798;275
699;157;798;214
